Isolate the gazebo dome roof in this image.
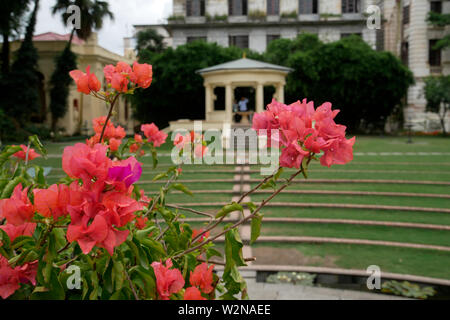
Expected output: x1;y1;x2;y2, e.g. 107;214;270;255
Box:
197;58;293;74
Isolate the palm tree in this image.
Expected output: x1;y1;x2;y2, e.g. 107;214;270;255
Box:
0;0;31;75
50;0;113;133
52;0;114;46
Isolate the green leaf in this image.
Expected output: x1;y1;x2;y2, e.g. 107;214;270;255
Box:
129;265;156;299
152;172;167;182
274;167;284;181
0;146;22;168
112;260;125;291
29;135;47;158
96;254;111;276
140;238;166;257
216;202;244;219
151;146;158;169
33;165;46;185
30;269;65;300
206;248;223;260
225;229;246;268
126;240;140;262
250;213;263;245
1;176;26;199
246;202;257;213
171;183;193;196
261;179;276;190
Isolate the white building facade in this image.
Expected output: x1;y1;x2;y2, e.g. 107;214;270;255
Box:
134;0;380;53
384;0;450;132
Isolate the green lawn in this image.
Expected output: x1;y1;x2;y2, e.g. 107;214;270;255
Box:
35;136;450;280
253;243;450;280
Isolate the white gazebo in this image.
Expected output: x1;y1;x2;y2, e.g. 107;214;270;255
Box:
169;57;292;131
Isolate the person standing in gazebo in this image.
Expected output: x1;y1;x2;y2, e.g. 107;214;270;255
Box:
238;97;249;112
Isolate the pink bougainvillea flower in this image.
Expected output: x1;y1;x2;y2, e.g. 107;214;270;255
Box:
111;72;129;92
0;256;20;300
15;260;38;286
139;190;151;206
192;229;210;242
0;184;34;226
107;157;143;189
134;217;148;230
252;98;355;168
0;223;36;242
320;137;356;168
93;116;114;136
114;126;126;140
151;259;185;300
108;138;121;152
33;184;70;220
184;287;206;300
101;192;144;228
104;62;133;93
103;65;116;83
66;215;111;255
129;143;140;153
62;143;111;185
134;134;143;143
70;66;101;95
279;143;309;169
12;145;40;161
141;123;168;147
0;257;37;299
132;62;153;89
190;263;214;294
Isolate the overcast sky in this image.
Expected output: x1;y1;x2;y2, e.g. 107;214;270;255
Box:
35;0;172;55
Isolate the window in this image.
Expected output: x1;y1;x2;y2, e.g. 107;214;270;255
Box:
403;5;410;24
187;36;207;43
429;40;441;66
186;0;205;17
299;0;318;14
229;0;248;16
342;0;360;13
267;34;280;45
401;42;409;66
267;0;280;15
430;1;442;14
229;35;249;49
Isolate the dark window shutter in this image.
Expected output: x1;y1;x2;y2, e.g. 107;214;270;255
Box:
186;0;192;16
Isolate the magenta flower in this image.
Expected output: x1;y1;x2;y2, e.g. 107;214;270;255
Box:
107;157;143;189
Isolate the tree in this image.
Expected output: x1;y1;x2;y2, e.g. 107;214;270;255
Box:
50;0;113;132
136;29;166;59
52;0;114;42
427;11;450;50
49;46;78;131
424;76;450;136
264;34;414;132
4;0;41;126
132;41;262;128
0;0;31;75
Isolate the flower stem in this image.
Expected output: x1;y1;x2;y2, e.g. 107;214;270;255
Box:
99;94;120;143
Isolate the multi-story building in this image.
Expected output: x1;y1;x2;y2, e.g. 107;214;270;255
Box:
132;0;380;53
10;32;135;136
384;0;450;131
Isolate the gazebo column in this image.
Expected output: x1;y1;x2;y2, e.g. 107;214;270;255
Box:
256;82;264;113
276;83;285;103
225;83;233;123
205;84;213;121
